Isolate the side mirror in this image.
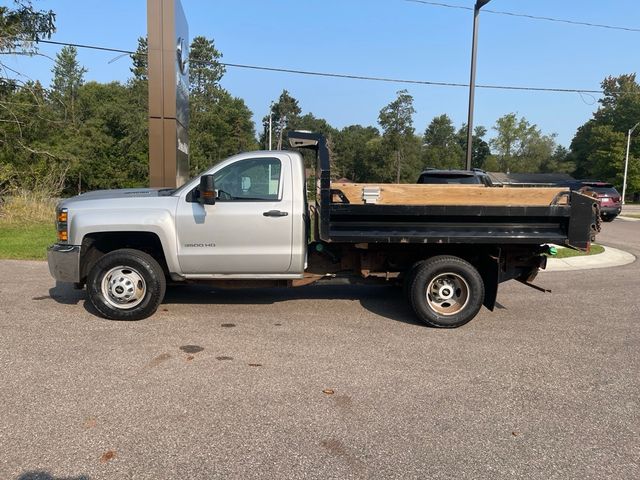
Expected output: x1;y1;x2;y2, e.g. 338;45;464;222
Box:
198;174;216;205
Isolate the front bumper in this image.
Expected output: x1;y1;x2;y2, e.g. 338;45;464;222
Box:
47;244;81;283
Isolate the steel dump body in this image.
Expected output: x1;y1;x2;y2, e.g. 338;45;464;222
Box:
287;132;598;250
323;197;596;248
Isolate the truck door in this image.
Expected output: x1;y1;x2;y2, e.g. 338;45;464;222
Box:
175;154;293;274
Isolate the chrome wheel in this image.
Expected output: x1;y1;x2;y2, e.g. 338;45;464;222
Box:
101;266;147;310
426;273;470;316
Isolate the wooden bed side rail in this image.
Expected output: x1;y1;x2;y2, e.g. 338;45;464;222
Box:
330;183;569;206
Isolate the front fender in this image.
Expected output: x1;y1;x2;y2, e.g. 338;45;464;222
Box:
71;208;180;274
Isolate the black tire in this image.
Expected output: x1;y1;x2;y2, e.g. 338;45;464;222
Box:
403;261;424;303
87;248;166;321
409;255;484;328
601;214;617;222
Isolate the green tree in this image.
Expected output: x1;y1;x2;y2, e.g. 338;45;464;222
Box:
262;90;302;150
0;1;59;195
378;89;418;183
50;46;87;125
577;125;627;185
490;113;556;173
190;89;257;174
189;35;225;100
421;114;464;169
456;124;491;169
0;26;262;196
130;36;148;83
288;112;338;167
570;74;640;196
187;36;256;174
64;81;149;191
596;74;640;130
0;80;64;184
0;0;55;55
539;145;574;174
333;125;381;181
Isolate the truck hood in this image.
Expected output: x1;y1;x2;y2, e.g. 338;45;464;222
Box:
60;187;176;207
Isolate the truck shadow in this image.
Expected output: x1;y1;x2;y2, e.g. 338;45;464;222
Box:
17;471;89;480
48;282;85;305
47;282;421;326
162;284;422;326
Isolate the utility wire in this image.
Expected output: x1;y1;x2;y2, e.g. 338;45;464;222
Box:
221;62;604;94
405;0;640;33
28;38;605;95
33;38;133;55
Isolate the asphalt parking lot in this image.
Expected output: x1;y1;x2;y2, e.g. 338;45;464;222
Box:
1;219;638;479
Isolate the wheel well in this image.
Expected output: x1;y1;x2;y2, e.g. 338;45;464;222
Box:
80;232;169;282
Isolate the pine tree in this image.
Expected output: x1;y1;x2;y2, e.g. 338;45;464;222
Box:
189;36;225;100
378;90;417;183
130;36;148;83
50;45;87;125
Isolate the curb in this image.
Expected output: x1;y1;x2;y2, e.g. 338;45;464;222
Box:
544;245;636;272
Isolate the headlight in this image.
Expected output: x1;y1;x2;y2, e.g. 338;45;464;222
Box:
56;207;68;243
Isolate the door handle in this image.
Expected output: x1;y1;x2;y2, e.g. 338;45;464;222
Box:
263;210;289;217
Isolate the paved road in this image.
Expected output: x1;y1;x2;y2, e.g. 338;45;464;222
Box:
1;219;639;480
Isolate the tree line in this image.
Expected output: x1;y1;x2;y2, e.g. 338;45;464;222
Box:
1;1;639;197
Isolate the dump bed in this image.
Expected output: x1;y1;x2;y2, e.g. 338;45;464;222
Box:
288;132;599;250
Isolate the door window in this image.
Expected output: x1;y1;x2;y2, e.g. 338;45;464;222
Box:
187;158;282;202
212;157;282;201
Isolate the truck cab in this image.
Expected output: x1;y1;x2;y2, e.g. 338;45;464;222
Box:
173;151;307;277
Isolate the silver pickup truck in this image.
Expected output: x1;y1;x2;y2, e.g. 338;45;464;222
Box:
48;132;599;328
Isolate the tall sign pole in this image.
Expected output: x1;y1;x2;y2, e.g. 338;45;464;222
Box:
465;0;491;170
148;0;189;188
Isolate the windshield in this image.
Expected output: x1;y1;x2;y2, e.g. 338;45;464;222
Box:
589;187;619;196
418;174;480;185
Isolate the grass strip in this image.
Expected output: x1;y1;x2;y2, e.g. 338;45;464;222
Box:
0;222;56;260
551;243;605;259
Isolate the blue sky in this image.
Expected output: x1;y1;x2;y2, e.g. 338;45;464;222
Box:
4;0;639;146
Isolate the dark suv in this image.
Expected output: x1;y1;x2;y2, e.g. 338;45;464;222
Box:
416;168;494;186
579;181;622;222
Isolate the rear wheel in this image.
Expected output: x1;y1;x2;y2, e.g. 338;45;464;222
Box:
402;261;423;303
87;249;166;321
409;255;484;328
601;214;617;222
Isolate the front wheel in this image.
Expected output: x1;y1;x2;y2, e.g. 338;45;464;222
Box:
408;255;484;328
87;249;166;321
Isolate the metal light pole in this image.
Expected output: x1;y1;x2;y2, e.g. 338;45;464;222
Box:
268;103;274;150
465;0;491;170
622;121;640;205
